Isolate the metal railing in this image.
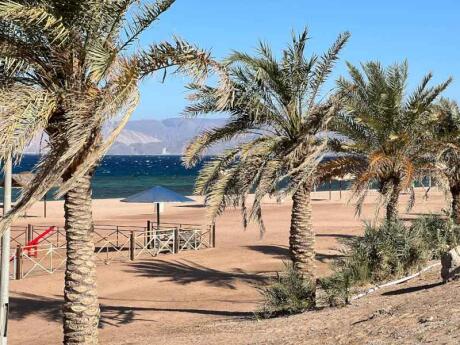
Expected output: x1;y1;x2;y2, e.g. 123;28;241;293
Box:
8;222;216;279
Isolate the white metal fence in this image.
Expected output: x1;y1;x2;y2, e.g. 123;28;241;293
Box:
8;222;215;279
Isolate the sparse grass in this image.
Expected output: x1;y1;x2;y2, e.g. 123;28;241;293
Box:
256;262;315;319
320;215;460;307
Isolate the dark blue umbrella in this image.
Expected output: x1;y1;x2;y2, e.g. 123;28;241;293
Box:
121;186;193;225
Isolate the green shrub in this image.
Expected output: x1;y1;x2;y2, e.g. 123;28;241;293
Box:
319;270;353;307
320;215;460;305
411;215;460;258
256;262;315;319
258;215;460;312
343;220;430;284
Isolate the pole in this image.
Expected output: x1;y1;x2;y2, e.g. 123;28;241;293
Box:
26;224;33;245
0;155;12;344
14;246;22;280
43;193;47;218
156;203;160;227
212;223;216;248
173;228;179;254
129;231;135;261
146;220;151;249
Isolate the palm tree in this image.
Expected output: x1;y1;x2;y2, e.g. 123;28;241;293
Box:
325;61;451;222
183;29;350;289
0;1;219;343
428;99;460;223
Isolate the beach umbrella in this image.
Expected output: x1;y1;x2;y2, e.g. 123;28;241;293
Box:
121;186;193;226
0;172;62;218
332;173;354;200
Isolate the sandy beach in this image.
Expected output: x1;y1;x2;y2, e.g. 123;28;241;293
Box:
8;188;448;344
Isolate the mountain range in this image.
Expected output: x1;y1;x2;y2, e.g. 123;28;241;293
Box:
25;117;232;155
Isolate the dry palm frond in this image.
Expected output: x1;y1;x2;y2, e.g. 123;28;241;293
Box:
0;86;55;162
0;1;71;45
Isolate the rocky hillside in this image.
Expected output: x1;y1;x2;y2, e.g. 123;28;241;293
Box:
25;117;232;155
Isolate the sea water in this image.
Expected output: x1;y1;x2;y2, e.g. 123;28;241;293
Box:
1;154;352;201
1;155;207;200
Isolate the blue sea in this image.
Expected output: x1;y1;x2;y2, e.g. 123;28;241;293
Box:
1;154;350;200
2;155;208;200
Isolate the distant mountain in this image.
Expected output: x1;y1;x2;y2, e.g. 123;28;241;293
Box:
25;117;235;155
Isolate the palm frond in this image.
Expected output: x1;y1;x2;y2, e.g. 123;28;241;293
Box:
119;0;175;52
307;31;350;108
56;90;139;197
0;86;55;161
186;29;347;230
0;1;71;45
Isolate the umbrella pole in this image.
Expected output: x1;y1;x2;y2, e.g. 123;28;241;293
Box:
156;202;160;227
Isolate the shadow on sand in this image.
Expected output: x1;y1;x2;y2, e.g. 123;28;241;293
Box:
10;293;154;328
245;245;345;263
381;281;444;296
128;259;268;290
10;292;253;328
176;204;205;208
245;245;289;259
316;233;359;240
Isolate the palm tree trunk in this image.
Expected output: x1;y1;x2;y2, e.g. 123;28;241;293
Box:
63;171;99;345
450;185;460;224
385;182;400;222
289;182;315;283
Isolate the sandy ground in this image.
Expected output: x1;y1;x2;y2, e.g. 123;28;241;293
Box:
7;188;454;345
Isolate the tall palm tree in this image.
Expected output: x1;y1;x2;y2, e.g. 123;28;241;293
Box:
325;61;451;222
0;1;220;343
183;29;350;289
428;99;460;223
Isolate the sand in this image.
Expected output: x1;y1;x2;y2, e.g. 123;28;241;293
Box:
8;188;451;344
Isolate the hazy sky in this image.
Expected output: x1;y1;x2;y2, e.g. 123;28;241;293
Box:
134;0;459;120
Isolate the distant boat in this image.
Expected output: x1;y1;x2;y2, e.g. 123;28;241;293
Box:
161;147;169;155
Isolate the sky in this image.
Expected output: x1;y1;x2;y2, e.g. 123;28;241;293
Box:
133;0;460;120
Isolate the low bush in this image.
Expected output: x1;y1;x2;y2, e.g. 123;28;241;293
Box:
320;215;460;307
258;216;460;312
346;220;431;283
411;215;460;258
319;270;353;307
256;262;315;319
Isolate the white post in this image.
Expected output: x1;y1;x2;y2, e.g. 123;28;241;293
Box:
0;155;12;344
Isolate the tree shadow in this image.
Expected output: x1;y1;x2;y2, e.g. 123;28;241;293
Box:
176;204;205;208
315;253;345;263
407;212;440;216
10;292;253;328
9;293;152;328
245;245;345;264
128;259;268;289
10;293;61;322
381;282;444;296
245;245;289;259
316;233;359;240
